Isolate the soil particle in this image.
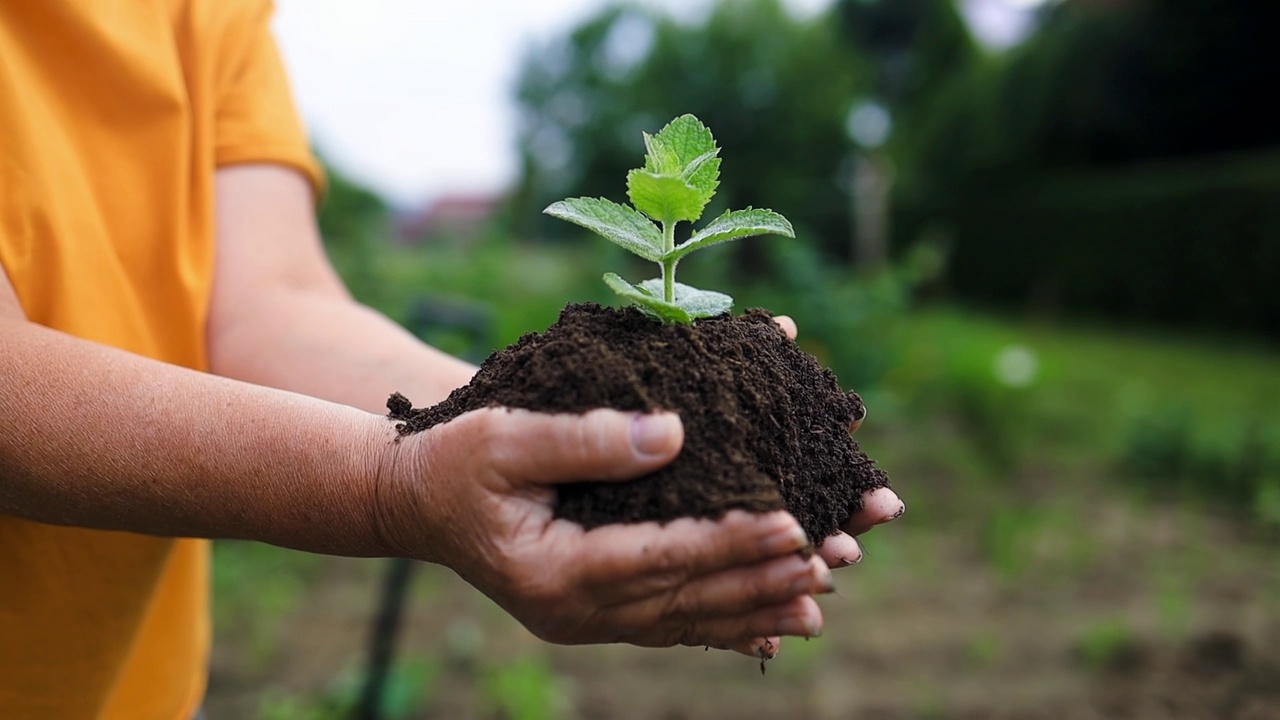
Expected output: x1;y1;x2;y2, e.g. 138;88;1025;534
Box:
388;303;889;543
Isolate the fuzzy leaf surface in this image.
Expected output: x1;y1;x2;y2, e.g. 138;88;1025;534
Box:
626;170;708;224
642;133;681;175
603;273;691;323
544;198;663;261
667;208;795;263
653;115;717;168
680;149;722;201
653;115;720;203
637;279;733;320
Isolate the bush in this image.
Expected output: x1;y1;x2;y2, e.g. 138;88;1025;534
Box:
1120;399;1280;522
898;152;1280;336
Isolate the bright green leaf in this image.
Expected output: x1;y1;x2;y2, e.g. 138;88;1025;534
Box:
544;198;663;261
626;170;709;224
680;149;721;201
666;207;794;263
603;273;691;323
653;115;720;204
642;133;681;175
653;115;717;168
637;279;733;319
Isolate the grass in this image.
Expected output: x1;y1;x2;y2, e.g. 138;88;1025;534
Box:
889;306;1280;457
883;305;1280;522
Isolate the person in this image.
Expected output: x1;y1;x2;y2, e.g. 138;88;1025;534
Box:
0;1;905;718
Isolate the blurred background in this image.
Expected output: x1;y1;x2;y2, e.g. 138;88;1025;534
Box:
207;0;1280;717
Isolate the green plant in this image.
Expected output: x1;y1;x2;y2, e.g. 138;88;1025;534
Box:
544;114;794;323
479;656;563;720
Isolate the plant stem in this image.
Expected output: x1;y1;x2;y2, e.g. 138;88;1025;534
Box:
662;221;676;303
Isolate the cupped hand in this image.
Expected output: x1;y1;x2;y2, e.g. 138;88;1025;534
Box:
372;407;832;658
772;315;906;568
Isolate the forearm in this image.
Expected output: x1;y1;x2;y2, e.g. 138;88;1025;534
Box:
0;316;396;556
207;165;475;412
208;288;475;413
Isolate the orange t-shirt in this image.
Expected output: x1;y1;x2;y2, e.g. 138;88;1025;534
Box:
0;1;322;717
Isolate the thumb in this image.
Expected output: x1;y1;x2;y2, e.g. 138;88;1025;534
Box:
479;407;683;485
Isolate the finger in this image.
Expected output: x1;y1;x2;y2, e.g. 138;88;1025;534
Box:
726;636;782;659
841;487;905;537
634;595;823;649
603;553;833;627
773;315;798;340
480;407;683;485
573;510;810;606
817;531;863;568
850;401;867;433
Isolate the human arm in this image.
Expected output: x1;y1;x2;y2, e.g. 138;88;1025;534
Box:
0;270;828;654
205;165;475;411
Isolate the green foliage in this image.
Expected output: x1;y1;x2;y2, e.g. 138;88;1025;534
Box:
255;658;436;720
545;114;793;323
212;541;325;669
748;238;942;392
898;151;1280;336
896;1;1280;337
479;657;563;720
1121;401;1280;522
513;0;869;263
1073;619;1142;674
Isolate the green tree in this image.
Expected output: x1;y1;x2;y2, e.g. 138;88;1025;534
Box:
510;0;871;265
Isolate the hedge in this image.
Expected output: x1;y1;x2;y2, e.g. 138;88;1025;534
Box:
898;151;1280;336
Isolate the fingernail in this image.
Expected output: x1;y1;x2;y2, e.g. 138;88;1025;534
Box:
847;538;865;565
760;638;777;659
760;524;809;556
630;413;679;457
786;563;829;596
777;615;822;638
816;566;835;593
837;549;864;567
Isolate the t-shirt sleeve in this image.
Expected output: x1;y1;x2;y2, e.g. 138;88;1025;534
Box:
213;0;326;198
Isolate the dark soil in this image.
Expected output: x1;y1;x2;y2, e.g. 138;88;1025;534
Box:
386;303;889;543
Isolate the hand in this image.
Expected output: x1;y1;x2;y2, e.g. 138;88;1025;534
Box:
372;407;832;658
772;316;906;568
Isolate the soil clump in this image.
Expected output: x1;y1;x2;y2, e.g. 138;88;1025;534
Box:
387;303;889;543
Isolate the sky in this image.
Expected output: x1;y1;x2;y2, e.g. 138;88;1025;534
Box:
272;0;1042;208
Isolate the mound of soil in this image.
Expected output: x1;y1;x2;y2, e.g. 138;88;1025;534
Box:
386;303;889;543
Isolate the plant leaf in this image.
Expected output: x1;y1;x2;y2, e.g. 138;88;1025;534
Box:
603;273;691;323
680;149;721;201
653;115;717;168
544;198;664;261
638;279;733;319
642;133;681;175
626;170;709;224
666;207;794;263
653;115;720;204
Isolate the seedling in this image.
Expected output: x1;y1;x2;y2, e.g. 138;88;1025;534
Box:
544;114;794;323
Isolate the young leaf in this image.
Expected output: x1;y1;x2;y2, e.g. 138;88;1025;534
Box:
603;273;692;323
627;170;709;224
638;279;733;319
653;115;720;204
681;148;722;201
652;115;717;168
666;208;794;263
544;198;664;261
642;133;681;175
